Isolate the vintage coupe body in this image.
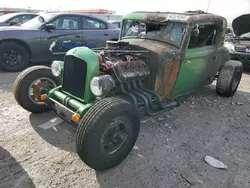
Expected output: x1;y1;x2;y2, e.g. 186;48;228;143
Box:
13;11;243;170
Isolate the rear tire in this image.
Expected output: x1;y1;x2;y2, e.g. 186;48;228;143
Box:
76;97;140;170
13;65;61;113
0;42;30;72
216;60;243;97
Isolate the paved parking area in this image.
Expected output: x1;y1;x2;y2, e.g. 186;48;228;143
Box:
0;70;250;188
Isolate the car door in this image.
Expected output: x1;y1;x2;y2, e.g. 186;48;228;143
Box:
171;22;220;98
203;23;224;84
39;15;82;61
80;16;111;48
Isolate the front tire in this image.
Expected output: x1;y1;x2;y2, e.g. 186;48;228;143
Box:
216;60;243;97
13;65;60;113
0;42;30;72
76;97;140;170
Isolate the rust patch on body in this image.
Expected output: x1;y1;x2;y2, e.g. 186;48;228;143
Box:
154;56;181;101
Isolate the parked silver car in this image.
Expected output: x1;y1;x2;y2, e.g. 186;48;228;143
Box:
0;12;37;26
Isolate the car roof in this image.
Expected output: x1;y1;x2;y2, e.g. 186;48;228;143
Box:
41;12;105;21
2;12;38;16
39;12;118;28
41;12;105;20
123;10;226;24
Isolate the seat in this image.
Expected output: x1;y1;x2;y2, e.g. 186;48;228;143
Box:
68;21;74;29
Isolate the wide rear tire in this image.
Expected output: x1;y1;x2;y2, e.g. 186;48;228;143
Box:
76;97;140;170
13;65;60;113
216;60;243;97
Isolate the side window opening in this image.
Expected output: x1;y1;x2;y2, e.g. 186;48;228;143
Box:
9;15;33;25
188;24;219;49
82;17;108;29
51;16;80;30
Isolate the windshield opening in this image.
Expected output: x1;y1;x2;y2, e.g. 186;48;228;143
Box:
121;19;187;48
0;13;18;22
20;14;54;29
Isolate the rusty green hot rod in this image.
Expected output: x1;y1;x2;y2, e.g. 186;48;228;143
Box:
13;10;243;170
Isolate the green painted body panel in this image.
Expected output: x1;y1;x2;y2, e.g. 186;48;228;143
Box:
46;47;99;120
48;86;94;117
170;46;216;98
61;47;100;103
122;13;146;20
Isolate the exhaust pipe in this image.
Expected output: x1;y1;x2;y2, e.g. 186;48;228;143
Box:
120;83;138;108
137;80;178;109
125;82;151;116
130;81;159;110
128;81;171;116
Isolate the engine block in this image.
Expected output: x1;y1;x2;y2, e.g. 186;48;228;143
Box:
112;56;150;82
95;48;151;83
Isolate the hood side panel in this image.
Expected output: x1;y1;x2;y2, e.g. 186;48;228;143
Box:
122;39;181;101
232;14;250;36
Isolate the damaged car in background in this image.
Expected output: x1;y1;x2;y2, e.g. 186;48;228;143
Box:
13;10;243;171
224;14;250;68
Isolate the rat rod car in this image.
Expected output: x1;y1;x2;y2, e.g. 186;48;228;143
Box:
13;10;243;170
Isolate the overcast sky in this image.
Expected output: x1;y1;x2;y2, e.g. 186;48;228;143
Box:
1;0;249;24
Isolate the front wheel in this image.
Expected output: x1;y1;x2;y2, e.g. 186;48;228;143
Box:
216;60;243;97
0;42;30;72
13;65;61;113
75;97;140;170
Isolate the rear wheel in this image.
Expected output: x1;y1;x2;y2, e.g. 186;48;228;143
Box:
76;97;140;170
216;60;243;97
0;42;30;72
13;65;60;113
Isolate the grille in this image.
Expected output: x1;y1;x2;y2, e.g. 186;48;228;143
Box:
62;55;87;99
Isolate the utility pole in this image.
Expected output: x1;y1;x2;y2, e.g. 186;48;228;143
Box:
206;0;211;12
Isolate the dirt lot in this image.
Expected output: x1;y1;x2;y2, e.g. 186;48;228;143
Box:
0;70;250;188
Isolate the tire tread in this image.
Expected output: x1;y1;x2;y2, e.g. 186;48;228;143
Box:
75;97;140;170
13;65;60;113
216;60;243;97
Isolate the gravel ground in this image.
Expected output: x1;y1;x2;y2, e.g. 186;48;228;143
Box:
0;70;250;188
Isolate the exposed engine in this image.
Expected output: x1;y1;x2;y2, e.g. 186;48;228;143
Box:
96;49;150;83
90;42;178;116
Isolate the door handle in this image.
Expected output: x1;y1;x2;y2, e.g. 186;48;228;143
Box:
75;36;80;38
184;60;191;64
104;34;108;36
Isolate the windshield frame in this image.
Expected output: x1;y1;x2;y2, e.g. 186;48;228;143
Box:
120;19;187;49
